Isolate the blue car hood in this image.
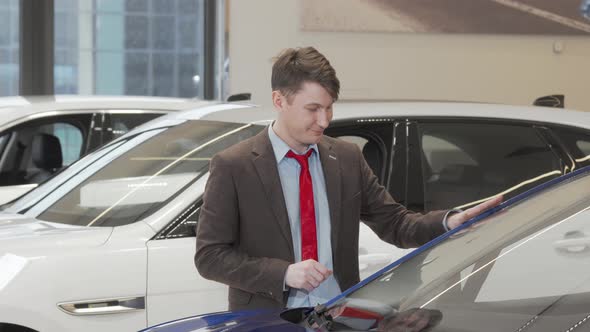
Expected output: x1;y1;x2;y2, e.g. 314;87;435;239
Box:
141;309;308;332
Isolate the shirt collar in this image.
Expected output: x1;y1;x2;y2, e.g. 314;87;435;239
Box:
267;124;319;164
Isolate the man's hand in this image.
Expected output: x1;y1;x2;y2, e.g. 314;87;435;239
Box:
446;195;503;230
285;260;332;292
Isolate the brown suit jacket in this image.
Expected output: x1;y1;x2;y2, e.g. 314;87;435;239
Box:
195;128;447;311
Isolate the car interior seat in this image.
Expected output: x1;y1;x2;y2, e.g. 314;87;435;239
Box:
25;133;63;184
425;164;483;210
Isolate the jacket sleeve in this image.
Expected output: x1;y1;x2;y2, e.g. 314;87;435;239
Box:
194;153;289;303
357;146;447;248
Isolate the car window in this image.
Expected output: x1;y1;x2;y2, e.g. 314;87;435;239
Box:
550;127;590;168
0;133;8;155
107;112;162;140
51;122;84;165
36;120;263;227
560;128;590;167
327;170;590;332
0;115;92;186
578;140;590;156
418;122;563;210
326;121;395;194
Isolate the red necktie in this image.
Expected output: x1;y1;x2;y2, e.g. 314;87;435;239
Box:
286;149;318;261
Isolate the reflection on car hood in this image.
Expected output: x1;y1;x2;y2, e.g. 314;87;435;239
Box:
0;213;112;252
141;310;304;332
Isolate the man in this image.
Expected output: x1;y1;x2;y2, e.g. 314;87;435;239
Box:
195;46;501;310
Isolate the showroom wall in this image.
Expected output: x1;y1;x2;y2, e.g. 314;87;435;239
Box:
228;0;590;111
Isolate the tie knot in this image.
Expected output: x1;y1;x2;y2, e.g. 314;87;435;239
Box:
286;149;313;168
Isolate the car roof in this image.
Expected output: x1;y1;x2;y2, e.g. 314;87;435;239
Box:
0;95;212;132
196;101;590;130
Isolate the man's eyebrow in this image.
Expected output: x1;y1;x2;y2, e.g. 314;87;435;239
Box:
304;102;326;107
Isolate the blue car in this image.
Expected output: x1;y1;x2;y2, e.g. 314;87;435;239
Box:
143;166;590;331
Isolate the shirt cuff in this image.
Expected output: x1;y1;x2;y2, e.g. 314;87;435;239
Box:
442;209;463;231
283;274;289;291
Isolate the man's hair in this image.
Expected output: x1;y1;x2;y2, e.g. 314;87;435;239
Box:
271;47;340;101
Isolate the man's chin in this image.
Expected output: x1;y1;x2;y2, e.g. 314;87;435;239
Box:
307;136;323;145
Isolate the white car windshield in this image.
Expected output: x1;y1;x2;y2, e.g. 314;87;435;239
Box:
325;170;590;332
10;120;263;227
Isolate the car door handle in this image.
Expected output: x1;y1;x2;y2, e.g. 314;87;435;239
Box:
58;296;145;315
359;253;393;271
554;237;590;256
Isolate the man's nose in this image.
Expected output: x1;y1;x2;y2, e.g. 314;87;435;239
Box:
317;110;331;129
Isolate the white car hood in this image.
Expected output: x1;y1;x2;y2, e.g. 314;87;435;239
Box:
0;213;112;252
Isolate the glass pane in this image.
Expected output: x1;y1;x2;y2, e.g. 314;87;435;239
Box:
152;0;174;14
51;123;84;165
108;113;161;140
329;171;590;331
37;121;264;227
152;53;174;96
126;0;147;12
578;140;590;156
55;49;79;94
125;15;149;49
552;128;590;167
151;16;175;50
54;0;206;98
124;52;149;95
419;123;562;210
0;0;19;96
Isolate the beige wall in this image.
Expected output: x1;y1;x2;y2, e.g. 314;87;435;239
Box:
229;0;590;111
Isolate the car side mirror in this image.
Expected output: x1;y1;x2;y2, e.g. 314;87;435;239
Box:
533;94;565;108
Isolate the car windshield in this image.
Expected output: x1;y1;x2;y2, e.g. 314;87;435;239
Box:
12;120;263;227
324;169;590;331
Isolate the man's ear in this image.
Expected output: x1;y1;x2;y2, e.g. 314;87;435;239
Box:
272;90;285;111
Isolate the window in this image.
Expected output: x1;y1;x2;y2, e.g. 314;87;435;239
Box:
418;122;562;211
47;122;84;165
0;0;19;96
54;0;206;98
326;121;395;188
578;140;590;156
328;170;590;332
36;121;263;227
107;112;162;141
0;115;91;186
553;127;590;167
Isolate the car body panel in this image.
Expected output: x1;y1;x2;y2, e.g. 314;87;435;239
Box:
141;310;302;332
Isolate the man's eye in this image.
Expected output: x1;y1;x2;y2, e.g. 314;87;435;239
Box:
307;107;319;112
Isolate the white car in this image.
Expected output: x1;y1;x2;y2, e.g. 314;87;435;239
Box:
0;95;209;205
1;101;590;332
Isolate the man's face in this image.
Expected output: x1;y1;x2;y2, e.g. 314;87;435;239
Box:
274;81;334;149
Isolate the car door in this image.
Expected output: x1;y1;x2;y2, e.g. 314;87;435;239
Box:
145;193;229;327
408;119;567;212
0;113;99;204
325;120;412;278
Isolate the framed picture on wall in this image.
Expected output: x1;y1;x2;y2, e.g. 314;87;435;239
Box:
300;0;590;35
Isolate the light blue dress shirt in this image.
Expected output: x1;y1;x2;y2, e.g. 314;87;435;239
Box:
267;125;341;308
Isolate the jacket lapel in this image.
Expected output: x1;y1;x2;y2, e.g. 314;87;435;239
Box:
252;129;294;259
318;138;342;256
